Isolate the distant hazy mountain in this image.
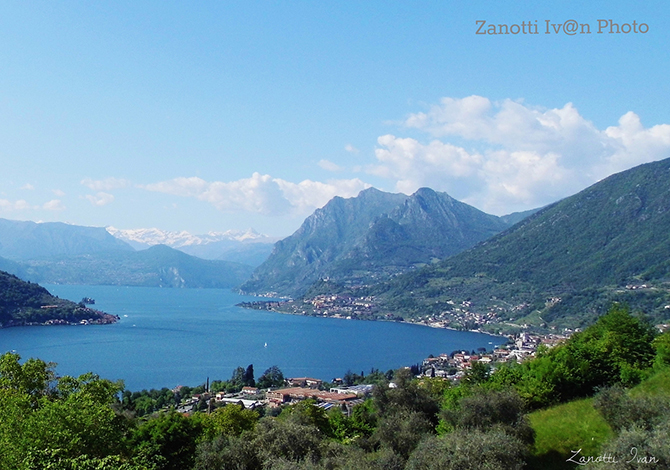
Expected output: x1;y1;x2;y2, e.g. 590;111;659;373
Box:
371;157;670;329
20;244;254;289
240;187;525;297
0;219;133;260
107;227;276;267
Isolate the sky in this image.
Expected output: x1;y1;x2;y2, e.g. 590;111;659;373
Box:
1;1;669;237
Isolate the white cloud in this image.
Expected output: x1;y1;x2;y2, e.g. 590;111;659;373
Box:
144;173;370;216
318;159;343;172
0;199;35;211
344;144;360;154
52;189;66;197
370;96;670;214
81;177;131;191
43;199;66;211
21;183;35;190
85;192;115;206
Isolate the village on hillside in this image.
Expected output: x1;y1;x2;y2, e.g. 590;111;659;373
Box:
172;330;570;415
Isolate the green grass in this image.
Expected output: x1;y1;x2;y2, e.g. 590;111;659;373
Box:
527;398;614;470
629;366;670;397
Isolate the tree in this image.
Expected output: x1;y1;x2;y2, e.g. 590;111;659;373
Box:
195;403;259;440
244;364;255;387
130;411;201;470
257;365;285;389
405;429;528;470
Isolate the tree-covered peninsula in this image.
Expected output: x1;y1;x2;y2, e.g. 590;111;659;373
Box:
0;269;117;328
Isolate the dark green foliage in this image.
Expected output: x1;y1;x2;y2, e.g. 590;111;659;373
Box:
373;368;440;427
372;410;433;461
194;435;262;470
652;332;670;368
257;365;285;389
129;411;201;470
0;353;131;469
194;403;259;440
493;305;658;408
253;418;325;466
122;387;179;416
279;400;333;438
228;364;256;391
593;385;670;433
405;429;528;470
440;387;535;445
0;270;110;326
591;421;670;469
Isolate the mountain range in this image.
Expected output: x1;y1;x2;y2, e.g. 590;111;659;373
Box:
0;219;254;289
106;227;277;266
240;187;533;297
362;157;670;331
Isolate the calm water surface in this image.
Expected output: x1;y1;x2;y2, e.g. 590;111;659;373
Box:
0;285;502;391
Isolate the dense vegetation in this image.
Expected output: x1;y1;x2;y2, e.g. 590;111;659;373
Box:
2;305;669;469
368;157;670;330
0;270;113;327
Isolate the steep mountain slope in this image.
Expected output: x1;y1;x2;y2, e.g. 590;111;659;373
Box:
240;188;408;296
240;187;519;297
372;157;670;329
0;270;116;327
18;245;254;288
0;219;133;260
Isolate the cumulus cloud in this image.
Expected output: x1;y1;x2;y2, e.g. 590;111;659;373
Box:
21;183;35;190
344;144;360;154
0;199;35;211
43;199;66;211
52;189;66;197
371;96;670;214
85;192;115;206
81;177;131;191
144;172;370;216
318;159;343;172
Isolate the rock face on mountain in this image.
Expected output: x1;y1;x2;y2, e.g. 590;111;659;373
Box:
372;157;670;329
240;187;519;297
0;219;133;260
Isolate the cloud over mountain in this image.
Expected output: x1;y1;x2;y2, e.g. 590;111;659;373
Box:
370;96;670;215
144;173;370;216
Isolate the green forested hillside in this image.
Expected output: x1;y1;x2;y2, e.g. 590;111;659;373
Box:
370;158;670;329
0;270;114;327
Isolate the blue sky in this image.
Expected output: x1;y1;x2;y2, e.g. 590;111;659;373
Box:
1;1;669;236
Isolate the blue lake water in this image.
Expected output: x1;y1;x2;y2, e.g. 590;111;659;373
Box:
0;285;503;391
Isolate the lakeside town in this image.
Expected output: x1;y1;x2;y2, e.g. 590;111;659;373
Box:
238;292;570;335
168;329;570;416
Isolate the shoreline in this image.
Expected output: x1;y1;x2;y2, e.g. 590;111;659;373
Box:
237;299;507;340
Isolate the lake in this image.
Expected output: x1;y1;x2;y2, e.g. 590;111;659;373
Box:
0;285;503;391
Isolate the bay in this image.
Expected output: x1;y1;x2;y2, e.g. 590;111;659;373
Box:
0;285;503;391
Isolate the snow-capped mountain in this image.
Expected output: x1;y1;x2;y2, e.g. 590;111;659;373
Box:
106;227;278;267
